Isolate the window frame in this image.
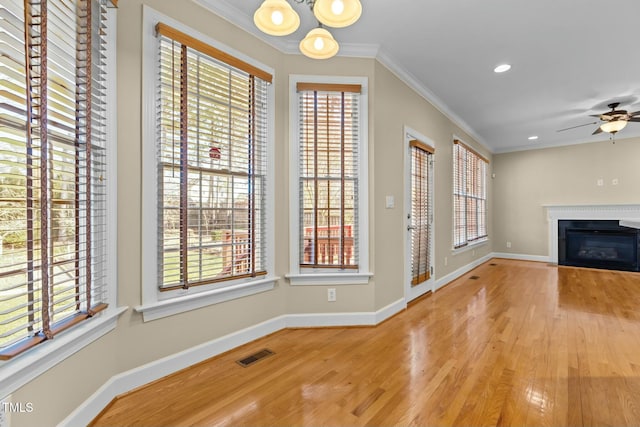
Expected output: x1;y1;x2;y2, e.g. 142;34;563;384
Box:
0;1;123;397
452;137;489;251
287;75;371;286
139;6;277;322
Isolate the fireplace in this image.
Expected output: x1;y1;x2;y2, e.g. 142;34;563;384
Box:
558;220;640;271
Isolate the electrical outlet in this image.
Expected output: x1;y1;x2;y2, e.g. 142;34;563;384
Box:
0;395;11;427
597;178;604;187
327;288;336;302
612;178;619;186
506;241;511;248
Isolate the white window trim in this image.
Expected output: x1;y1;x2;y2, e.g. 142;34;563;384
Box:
452;238;489;255
0;6;125;398
139;6;278;322
403;126;436;302
287;75;371;286
451;135;489;252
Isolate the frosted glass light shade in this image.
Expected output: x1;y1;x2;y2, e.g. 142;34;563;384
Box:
600;120;628;134
299;27;339;59
313;0;362;28
254;0;300;36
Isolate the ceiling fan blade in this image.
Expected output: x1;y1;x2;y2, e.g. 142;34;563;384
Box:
557;122;597;132
592;126;603;135
589;114;602;118
628;117;640;122
629;111;640;117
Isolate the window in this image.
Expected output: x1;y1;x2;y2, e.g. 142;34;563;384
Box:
140;8;276;320
453;139;488;249
155;24;270;290
288;76;370;285
0;0;114;359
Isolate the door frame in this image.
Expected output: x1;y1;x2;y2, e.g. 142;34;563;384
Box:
403;126;436;303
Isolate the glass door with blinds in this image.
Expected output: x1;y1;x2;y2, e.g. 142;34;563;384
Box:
408;139;434;289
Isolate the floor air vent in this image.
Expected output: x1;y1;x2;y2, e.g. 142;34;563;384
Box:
237;349;275;367
469;275;480;280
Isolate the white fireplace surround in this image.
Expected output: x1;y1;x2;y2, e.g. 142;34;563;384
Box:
545;204;640;264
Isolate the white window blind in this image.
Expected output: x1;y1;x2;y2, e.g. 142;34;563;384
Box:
453;139;488;249
297;83;360;269
156;24;270;290
0;0;110;359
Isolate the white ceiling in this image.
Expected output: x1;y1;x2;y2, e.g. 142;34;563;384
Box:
195;0;640;153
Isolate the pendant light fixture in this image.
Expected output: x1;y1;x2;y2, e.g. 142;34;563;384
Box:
313;0;362;28
253;0;362;59
299;26;339;59
254;0;300;36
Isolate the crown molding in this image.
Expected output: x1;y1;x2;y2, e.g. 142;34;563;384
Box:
281;39;379;57
193;0;490;153
192;0;290;51
492;132;640;154
193;0;380;59
375;47;491;154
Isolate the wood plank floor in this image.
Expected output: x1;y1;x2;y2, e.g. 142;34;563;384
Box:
93;260;640;426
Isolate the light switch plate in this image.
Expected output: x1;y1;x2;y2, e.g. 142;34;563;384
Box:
385;196;394;209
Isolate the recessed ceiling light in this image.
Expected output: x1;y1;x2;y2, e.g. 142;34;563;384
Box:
494;64;511;73
528;136;539;141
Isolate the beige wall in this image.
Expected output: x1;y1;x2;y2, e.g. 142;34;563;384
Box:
372;62;493;309
282;55;379;314
493;136;640;256
9;1;491;425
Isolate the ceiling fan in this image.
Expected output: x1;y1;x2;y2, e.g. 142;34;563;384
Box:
558;102;640;135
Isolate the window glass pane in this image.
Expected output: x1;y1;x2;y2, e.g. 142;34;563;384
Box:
298;89;359;268
0;0;110;356
157;33;267;290
452;141;487;248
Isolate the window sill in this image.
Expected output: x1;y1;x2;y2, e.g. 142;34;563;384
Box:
135;277;279;322
452;238;489;255
0;306;127;398
286;272;373;286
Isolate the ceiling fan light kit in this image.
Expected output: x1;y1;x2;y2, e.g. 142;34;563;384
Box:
599;119;628;134
254;0;362;59
558;102;640;139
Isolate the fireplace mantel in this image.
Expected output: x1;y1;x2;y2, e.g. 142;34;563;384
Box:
545;204;640;263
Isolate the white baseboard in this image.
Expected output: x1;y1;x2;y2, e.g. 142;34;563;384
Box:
60;299;407;426
375;298;406;323
285;312;375;327
492;252;551;263
434;253;493;291
63;249;513;427
66;250;556;426
60;252;555;426
285;298;406;328
59;315;287;427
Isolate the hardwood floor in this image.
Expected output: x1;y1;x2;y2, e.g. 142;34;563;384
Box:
93;260;640;426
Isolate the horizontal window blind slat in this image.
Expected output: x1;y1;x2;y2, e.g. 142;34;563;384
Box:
453;139;489;164
0;0;111;358
157;32;269;290
155;23;272;84
298;88;360;269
